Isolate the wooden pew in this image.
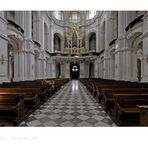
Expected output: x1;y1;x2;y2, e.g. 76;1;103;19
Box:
100;88;148;113
0;78;69;126
80;78;148;126
1;81;50;103
0;88;40;109
113;94;148;126
0;93;25;126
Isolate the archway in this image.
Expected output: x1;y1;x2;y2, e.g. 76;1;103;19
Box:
70;63;80;79
44;23;49;50
130;32;143;82
54;33;61;51
136;43;143;82
55;62;61;78
8;43;14;82
89;32;96;51
89;62;95;78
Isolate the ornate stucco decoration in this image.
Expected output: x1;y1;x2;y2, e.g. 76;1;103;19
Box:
64;25;87;55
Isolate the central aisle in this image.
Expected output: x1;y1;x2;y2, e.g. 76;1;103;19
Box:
19;80;116;126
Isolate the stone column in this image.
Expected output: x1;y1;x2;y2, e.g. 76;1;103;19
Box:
83;61;89;78
98;58;101;78
125;11;131;26
15;11;24;29
65;62;70;78
124;49;132;81
23;49;35;81
48;62;53;78
141;13;148;82
24;11;36;80
85;37;89;51
50;59;56;78
0;12;9;83
49;20;54;52
105;14;110;49
110;54;114;79
20;11;25;30
38;51;46;79
41;13;44;50
15;11;20;26
12;50;24;82
36;55;41;79
30;50;35;80
103;50;110;79
94;59;99;78
45;32;50;50
115;11;126;80
25;11;32;39
101;58;104;78
33;16;41;43
109;12;114;42
13;51;19;81
18;50;25;81
61;38;64;52
100;22;105;50
80;62;85;78
132;49;138;81
96;23;100;52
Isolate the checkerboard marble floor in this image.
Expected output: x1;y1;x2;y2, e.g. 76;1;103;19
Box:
19;80;116;127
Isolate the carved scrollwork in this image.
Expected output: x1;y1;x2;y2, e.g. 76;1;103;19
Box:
64;25;87;55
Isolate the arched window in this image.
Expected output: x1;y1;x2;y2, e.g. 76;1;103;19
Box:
70;12;80;23
44;23;48;50
54;11;63;20
86;11;96;20
54;34;61;51
89;33;96;51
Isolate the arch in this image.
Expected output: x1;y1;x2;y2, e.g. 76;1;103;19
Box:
88;32;96;51
128;32;143;82
8;36;20;51
7;37;20;82
130;32;143;49
86;11;96;20
69;11;80;23
53;11;63;20
54;33;62;51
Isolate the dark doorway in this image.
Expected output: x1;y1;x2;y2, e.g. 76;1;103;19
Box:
89;62;94;78
56;63;61;78
70;63;80;79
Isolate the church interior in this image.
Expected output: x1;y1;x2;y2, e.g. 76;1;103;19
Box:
0;11;148;126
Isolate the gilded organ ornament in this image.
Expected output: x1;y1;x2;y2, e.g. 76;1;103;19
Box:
64;25;87;54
